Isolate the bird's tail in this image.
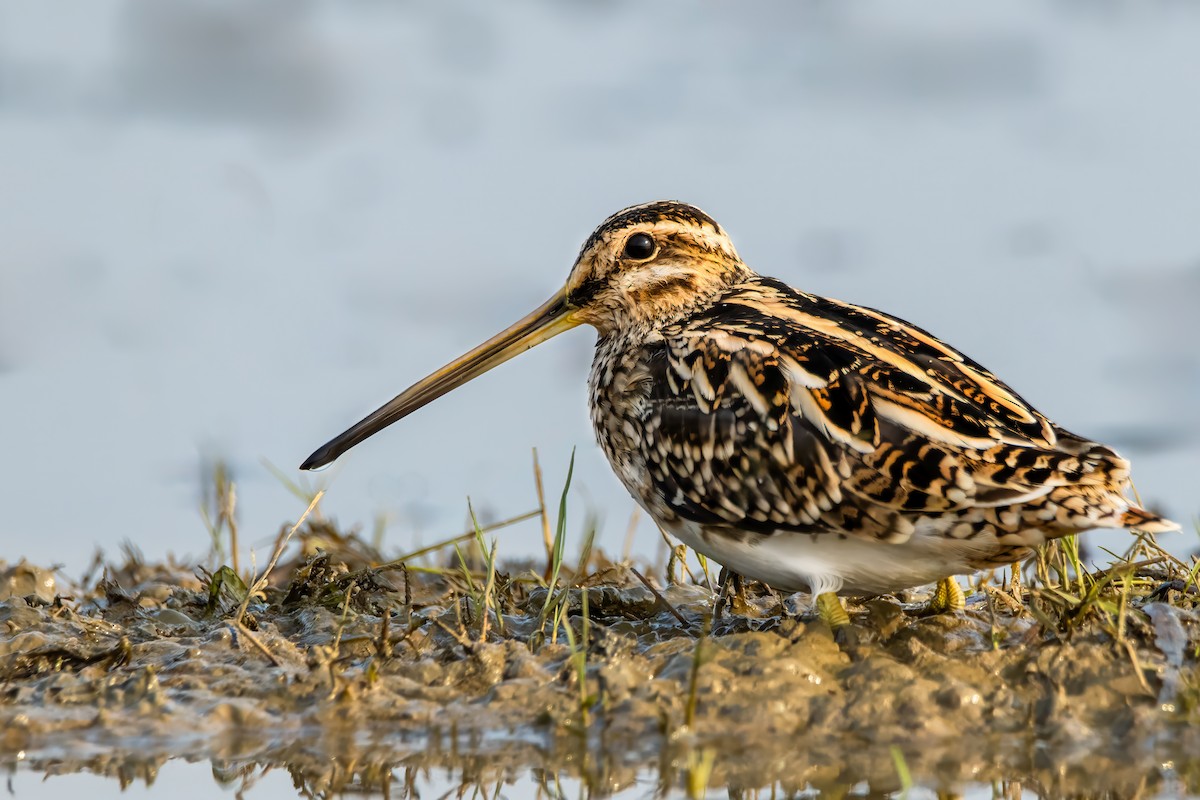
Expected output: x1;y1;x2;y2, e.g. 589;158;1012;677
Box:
1121;506;1181;534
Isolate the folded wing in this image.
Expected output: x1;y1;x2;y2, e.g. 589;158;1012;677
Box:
638;277;1152;544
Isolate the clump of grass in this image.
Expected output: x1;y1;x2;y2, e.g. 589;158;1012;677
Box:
461;500;504;642
200;461;239;573
1028;534;1131;635
1027;527;1199;639
203;565;248;617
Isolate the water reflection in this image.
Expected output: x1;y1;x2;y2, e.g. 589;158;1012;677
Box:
9;732;1200;798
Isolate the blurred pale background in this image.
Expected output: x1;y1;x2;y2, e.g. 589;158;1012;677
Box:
2;1;1197;575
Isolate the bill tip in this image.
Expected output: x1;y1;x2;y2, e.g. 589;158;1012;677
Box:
299;451;333;471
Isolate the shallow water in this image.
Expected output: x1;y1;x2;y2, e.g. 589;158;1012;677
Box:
2;1;1199;578
6;735;1199;799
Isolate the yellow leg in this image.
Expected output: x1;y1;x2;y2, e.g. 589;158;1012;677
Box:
915;577;966;616
816;591;850;630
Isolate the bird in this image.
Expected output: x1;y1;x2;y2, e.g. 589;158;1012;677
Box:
301;200;1179;628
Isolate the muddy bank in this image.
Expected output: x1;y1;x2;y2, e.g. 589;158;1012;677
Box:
1;527;1198;798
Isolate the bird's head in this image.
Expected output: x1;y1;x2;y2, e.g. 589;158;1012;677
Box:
564;201;746;335
301;201;747;470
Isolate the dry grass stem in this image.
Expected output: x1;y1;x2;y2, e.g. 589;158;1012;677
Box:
235;489;324;625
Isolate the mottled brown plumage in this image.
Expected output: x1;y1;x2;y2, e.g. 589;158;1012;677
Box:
302;200;1178;601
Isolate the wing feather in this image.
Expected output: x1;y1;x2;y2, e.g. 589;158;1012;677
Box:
637;277;1130;543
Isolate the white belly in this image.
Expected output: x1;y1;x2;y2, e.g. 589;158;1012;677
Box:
666;519;990;596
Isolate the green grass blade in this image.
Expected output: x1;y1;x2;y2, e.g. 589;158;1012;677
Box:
534;450;575;641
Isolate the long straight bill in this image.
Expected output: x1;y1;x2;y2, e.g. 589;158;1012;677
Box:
301;288;579;470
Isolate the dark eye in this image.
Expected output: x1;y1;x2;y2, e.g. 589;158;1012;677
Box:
623;232;656;260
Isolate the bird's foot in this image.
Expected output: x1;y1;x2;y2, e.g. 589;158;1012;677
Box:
911;577;966;618
720;567;747;601
816;591;850;632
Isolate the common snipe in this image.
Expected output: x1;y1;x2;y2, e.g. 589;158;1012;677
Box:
302;201;1178;626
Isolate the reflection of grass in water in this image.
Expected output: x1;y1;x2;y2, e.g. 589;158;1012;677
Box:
889;746;913;800
4;457;1200;798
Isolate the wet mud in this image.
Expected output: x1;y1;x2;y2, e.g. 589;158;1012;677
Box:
2;525;1199;798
